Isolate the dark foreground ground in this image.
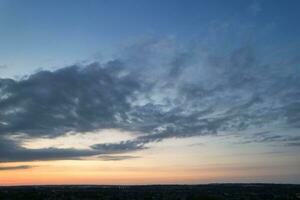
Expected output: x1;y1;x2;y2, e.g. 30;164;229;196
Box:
0;184;299;200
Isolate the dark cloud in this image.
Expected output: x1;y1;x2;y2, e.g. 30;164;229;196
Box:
239;132;300;146
0;38;299;162
0;165;33;171
286;142;300;147
0;136;144;162
91;140;147;154
0;63;139;138
0;136;100;162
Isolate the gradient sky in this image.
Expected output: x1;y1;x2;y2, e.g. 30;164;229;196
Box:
0;0;300;185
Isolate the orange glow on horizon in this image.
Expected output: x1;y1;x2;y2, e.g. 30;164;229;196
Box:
0;159;288;186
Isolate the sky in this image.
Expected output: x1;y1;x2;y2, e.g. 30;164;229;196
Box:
0;0;300;185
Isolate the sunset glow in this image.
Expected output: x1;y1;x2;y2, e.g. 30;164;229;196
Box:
0;0;299;186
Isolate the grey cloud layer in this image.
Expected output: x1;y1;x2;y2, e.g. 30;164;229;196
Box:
0;62;139;137
0;39;299;162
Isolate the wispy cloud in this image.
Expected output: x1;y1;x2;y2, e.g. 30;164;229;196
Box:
0;165;33;171
0;64;7;69
98;155;140;161
0;35;299;162
248;1;262;16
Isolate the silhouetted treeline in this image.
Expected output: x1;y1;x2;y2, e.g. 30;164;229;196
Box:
0;184;299;200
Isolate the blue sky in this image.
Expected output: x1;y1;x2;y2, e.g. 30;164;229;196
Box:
0;0;300;184
1;0;299;78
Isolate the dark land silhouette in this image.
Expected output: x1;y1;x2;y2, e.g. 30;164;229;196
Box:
0;184;299;200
